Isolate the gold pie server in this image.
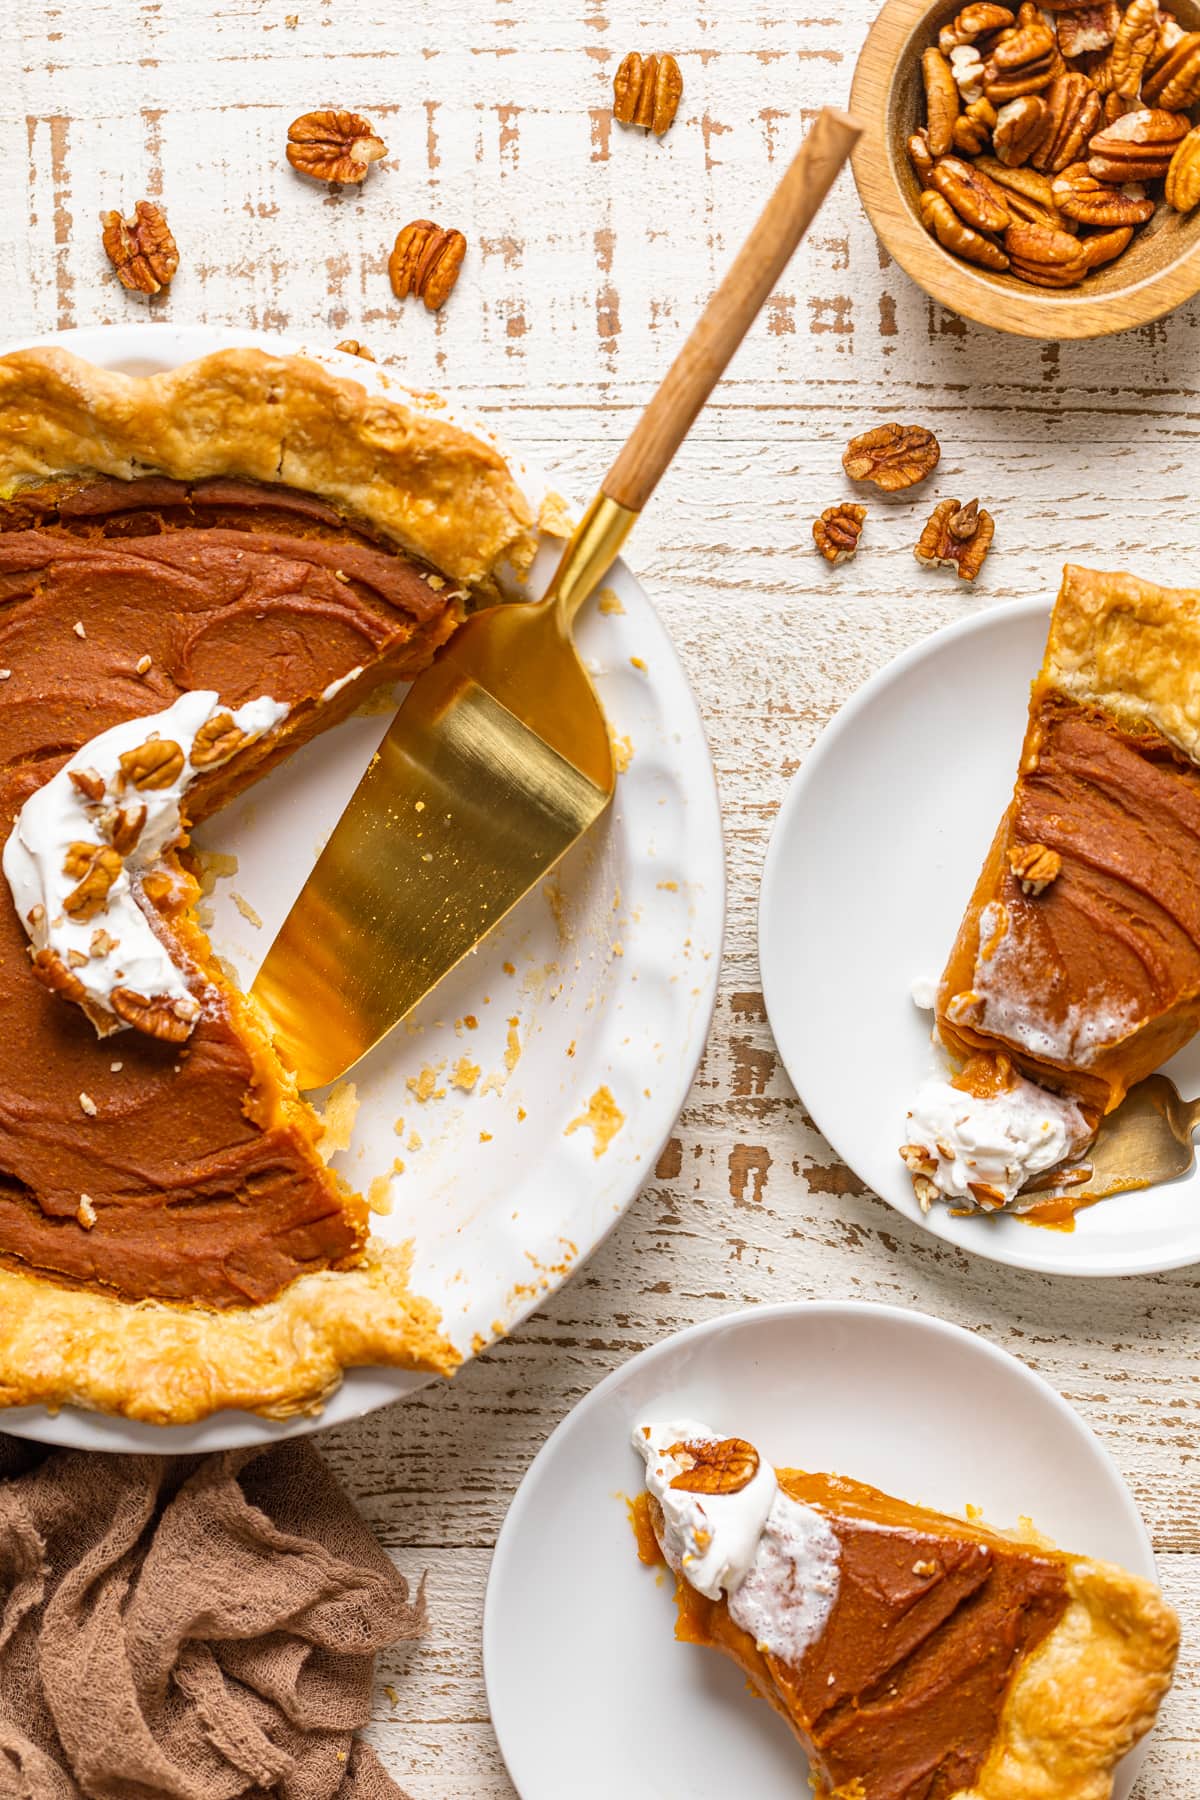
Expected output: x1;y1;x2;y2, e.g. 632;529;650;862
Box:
252;106;861;1090
1024;1073;1200;1208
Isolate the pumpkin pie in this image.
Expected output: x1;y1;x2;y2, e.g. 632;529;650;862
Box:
632;1419;1178;1800
0;345;536;1423
905;564;1200;1213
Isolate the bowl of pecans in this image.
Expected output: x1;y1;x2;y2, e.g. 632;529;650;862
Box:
849;0;1200;336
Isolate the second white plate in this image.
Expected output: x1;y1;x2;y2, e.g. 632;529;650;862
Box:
483;1301;1159;1800
759;597;1200;1278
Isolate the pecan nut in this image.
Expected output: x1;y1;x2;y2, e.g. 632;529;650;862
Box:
842;423;942;491
924;47;963;156
110;987;201;1043
1080;223;1135;268
1029;72;1103;173
1005;218;1091;284
613;51;683;135
286;111;387;183
388;219;467;312
983;16;1058;101
667;1437;761;1496
813;503;867;564
976;155;1074;229
1052;162;1156;223
920;187;1012;268
101;802;147;857
914;498;995;580
993;94;1049;165
1055;2;1121;57
940;3;1015;52
954;97;999;155
1092;0;1161;94
909;128;936;186
30;946;89;1006
1009;841;1062;894
930;154;1012;230
100;201;178;295
190;712;247;769
62;843;122;921
950;43;988;99
334;339;376;360
1166;123;1200;211
118;737;185;791
1143;30;1200;107
1088;107;1190;182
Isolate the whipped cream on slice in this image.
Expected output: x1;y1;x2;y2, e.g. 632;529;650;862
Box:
3;690;287;1038
632;1419;840;1667
902;1070;1091;1212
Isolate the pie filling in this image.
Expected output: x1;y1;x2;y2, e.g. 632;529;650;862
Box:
906;566;1200;1216
632;1420;1178;1800
0;475;463;1309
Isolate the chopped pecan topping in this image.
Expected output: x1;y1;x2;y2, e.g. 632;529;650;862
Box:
388;219;467;313
843;423;941;491
100;801;148;857
100;201;179;295
118;737;185;791
915;497;995;580
667;1437;761;1496
334;339;376;359
62;843;122;921
30;947;89;1005
613;51;683;136
68;767;106;804
110;987;201;1042
1166;122;1200;210
190;712;247;769
1052;161;1156;223
286;110;387;183
812;503;867;564
924;47;963;156
920;187;1011;268
1008;840;1062;894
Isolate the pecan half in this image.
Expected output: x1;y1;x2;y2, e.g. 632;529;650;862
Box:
1088;107;1190;182
62;843;122;921
993;94;1049;165
1005;217;1091;284
954;97;999;155
667;1437;761;1496
1081;223;1135;267
909;128;936;186
190;712;247;768
931;154;1013;230
388;219;467;312
920;187;1012;268
915;498;995;580
983;17;1058;101
940;3;1015;52
842;423;942;491
1166;123;1200;211
612;51;683;135
950;43;988;99
100;801;148;857
286;111;387;183
813;503;867;564
924;47;962;156
1009;841;1062;894
119;737;185;791
1029;72;1103;173
30;947;89;1005
1143;30;1200;107
100;201;179;295
1092;0;1161;94
1055;2;1121;57
976;155;1074;228
110;987;201;1043
1052;162;1156;223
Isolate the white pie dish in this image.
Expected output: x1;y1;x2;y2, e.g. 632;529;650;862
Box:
759;597;1200;1279
483;1301;1160;1800
0;322;724;1451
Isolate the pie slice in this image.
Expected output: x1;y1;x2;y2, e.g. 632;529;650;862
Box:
0;345;537;1423
631;1420;1178;1800
904;564;1200;1214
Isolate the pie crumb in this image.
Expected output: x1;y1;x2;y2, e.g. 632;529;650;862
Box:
73;621;86;639
316;1081;359;1161
77;1194;97;1229
79;1092;97;1117
135;654;152;675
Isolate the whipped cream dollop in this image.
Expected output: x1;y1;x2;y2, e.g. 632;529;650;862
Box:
3;690;287;1038
632;1419;840;1667
903;1070;1091;1212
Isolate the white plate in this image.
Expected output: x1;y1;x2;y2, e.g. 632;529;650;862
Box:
484;1301;1159;1800
759;598;1200;1279
0;324;724;1451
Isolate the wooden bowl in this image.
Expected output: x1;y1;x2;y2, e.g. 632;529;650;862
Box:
849;0;1200;338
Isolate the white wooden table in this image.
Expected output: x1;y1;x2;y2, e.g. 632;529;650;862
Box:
14;0;1200;1790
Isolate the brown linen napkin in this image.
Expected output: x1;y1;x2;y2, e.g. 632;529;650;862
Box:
0;1435;421;1800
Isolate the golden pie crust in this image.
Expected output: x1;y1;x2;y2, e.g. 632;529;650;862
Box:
0;345;538;1422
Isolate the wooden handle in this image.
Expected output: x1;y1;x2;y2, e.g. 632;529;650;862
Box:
602;107;861;515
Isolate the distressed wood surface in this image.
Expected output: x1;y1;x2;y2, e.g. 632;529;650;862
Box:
10;0;1200;1790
